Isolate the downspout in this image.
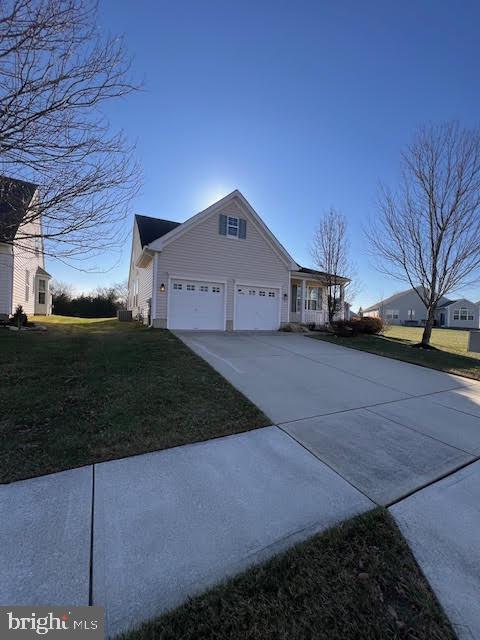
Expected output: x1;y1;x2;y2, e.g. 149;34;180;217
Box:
150;251;158;328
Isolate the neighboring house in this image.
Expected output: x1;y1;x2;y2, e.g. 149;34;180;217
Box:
0;176;52;318
363;287;479;329
127;190;348;330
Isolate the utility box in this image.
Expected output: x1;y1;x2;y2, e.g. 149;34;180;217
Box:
117;309;132;322
467;330;480;353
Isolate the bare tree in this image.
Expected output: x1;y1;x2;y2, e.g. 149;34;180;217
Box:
367;121;480;347
311;208;354;324
0;0;141;264
50;279;74;299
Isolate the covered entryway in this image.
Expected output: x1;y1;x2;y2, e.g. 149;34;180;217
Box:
168;279;225;330
234;285;280;330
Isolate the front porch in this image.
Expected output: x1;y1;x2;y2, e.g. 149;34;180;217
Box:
289;271;346;327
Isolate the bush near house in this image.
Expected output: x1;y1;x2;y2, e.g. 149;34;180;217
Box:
330;317;384;337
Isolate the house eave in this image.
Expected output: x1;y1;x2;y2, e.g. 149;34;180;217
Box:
136;247;155;268
290;270;350;285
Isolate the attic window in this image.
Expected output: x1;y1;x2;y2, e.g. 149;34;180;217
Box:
227;216;239;237
219;214;246;239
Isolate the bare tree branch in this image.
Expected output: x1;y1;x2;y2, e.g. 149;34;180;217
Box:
0;0;141;265
366;121;480;346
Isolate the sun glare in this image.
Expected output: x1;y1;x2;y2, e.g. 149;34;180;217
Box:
198;186;233;209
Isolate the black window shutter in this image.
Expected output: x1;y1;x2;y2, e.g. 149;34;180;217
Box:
239;218;247;239
219;214;227;235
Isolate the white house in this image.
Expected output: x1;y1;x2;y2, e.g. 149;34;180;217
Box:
363;287;479;329
0;176;52;319
127;190;348;331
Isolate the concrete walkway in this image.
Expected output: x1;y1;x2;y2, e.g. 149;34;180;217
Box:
178;332;480;504
0;427;372;637
391;461;480;640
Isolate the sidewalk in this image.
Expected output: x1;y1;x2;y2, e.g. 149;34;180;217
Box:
0;426;372;637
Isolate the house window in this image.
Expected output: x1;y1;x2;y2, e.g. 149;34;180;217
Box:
38;279;46;305
454;307;473;321
212;286;220;293
268;291;275;298
259;290;266;297
25;270;30;301
248;290;256;296
200;285;208;292
407;309;415;320
173;283;183;290
385;309;399;320
227;216;239;237
305;286;321;311
186;284;195;291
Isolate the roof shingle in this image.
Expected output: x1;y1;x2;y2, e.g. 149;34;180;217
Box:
135;214;181;247
0;175;38;243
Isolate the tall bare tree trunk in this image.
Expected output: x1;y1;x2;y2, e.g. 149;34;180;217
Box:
420;306;435;347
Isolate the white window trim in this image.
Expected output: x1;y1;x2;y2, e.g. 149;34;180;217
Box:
385;309;399;320
226;216;239;239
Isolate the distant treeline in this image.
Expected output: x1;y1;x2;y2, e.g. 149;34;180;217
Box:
51;282;126;318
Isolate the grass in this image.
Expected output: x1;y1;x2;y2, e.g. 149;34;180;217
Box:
119;509;454;640
0;316;269;483
313;325;480;380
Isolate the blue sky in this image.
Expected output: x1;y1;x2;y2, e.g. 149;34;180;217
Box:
51;0;480;309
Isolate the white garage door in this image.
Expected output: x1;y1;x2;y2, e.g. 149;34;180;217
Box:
234;286;280;330
169;280;225;330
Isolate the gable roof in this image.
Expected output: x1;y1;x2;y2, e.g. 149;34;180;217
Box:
438;298;476;308
0;175;38;242
363;286;426;312
36;266;52;278
135;214;181;248
146;190;299;269
364;286;452;312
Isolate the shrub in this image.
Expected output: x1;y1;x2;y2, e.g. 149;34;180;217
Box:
329;320;358;337
330;316;384;337
10;305;27;328
281;323;309;333
350;316;384;335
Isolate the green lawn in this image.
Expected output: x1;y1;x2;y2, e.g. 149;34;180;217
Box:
313;325;480;380
0;316;269;483
120;509;454;640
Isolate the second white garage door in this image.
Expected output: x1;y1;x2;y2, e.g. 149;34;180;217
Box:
169;280;225;330
234;285;280;330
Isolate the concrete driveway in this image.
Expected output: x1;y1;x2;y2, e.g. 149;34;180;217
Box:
177;332;480;505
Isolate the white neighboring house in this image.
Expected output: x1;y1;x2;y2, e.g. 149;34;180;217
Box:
0;176;52;319
363;287;479;329
127;190;348;330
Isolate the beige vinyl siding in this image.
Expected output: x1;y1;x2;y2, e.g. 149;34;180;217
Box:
11;216;46;316
128;221;153;323
0;244;13;315
153;199;290;326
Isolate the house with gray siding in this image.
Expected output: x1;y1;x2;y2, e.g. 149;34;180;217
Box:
0;176;52;319
127;190;348;330
363;287;479;329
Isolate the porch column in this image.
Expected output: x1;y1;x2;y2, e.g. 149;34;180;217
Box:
301;280;306;323
339;284;345;319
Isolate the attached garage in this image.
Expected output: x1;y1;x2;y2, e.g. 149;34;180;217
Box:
234;284;281;330
168;279;225;330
